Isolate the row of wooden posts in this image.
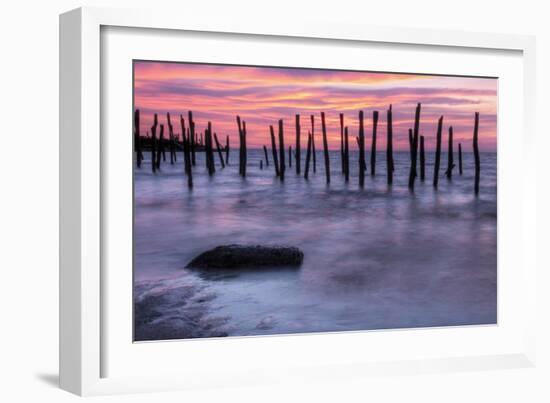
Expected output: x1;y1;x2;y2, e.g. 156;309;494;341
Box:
134;104;481;194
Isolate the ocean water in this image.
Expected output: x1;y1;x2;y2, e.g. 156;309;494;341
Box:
134;149;497;341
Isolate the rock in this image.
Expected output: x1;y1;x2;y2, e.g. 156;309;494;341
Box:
186;244;304;269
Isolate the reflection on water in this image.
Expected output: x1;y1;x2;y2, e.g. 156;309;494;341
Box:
134;150;497;341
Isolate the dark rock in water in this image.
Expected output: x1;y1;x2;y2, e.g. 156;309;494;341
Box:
186;244;304;269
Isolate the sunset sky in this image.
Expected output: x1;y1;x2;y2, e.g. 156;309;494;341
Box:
133;61;497;152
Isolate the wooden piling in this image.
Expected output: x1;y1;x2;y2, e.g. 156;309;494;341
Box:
156;124;164;170
181;115;193;188
260;160;263;170
445;126;454;179
205;129;210;172
213;132;225;168
134;109;143;168
408;129;413;161
458;143;463;175
344;126;350;183
173;132;177;162
270;125;280;177
408;129;419;189
310;115;317;173
408;104;421;190
370;111;379;176
288;146;292;168
263;145;269;166
225;135;230;165
237;116;244;176
188;111;196;166
204;126;210;174
420;135;425;181
321;112;330;184
304;132;312;180
358;110;365;188
295;114;301;175
473;112;480;195
242;121;247;177
339;113;344;174
386;105;393;185
206;122;216;176
278;119;285;182
180;115;188;174
167;113;175;165
433;116;443;189
151;113;158;173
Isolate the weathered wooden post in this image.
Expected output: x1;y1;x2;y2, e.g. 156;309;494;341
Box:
134;109;143;168
156;124;165;170
408;129;414;162
445;126;454;179
260;160;263;170
321;112;330;184
263;145;269;166
344;126;350;183
204;126;211;173
407;129;414;188
270;125;280;177
408;103;421;189
288;146;292;168
278;119;285;181
370;111;379;176
420;135;426;181
167;112;175;165
180;115;188;174
170;133;176;164
237;116;244;176
386;105;393;185
412;104;421;175
458;143;463;175
242;121;247;177
339;113;344;174
433;116;443;189
473;112;480;195
205;128;210;172
225;135;230;165
185;134;193;188
151;113;158;173
295;114;301;175
358;110;365;188
181;116;193;188
213;133;225;168
310;115;317;173
408;129;419;189
304;133;312;180
188;111;196;166
207;122;216;175
161;142;166;162
173;131;177;162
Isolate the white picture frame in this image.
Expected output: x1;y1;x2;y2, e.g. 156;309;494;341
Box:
60;6;537;396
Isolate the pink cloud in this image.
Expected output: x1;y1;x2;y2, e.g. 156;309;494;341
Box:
134;61;497;152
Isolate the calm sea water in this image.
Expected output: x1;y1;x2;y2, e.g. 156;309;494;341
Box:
134;149;497;341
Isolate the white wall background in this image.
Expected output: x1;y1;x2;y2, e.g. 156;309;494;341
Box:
0;0;548;402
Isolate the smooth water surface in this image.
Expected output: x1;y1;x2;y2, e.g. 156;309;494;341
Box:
134;149;497;340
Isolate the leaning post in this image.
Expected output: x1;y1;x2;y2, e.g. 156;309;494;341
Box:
321;112;331;184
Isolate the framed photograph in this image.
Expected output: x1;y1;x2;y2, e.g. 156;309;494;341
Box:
60;7;537;396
